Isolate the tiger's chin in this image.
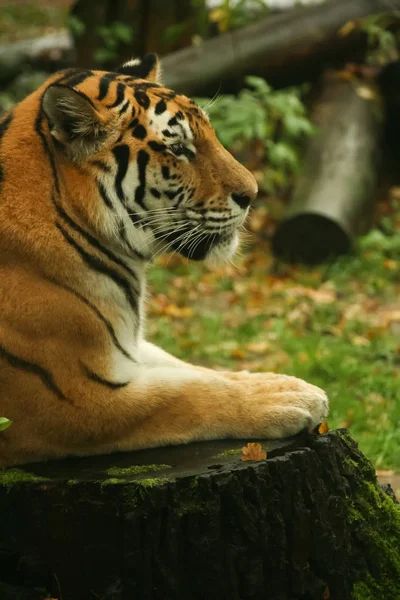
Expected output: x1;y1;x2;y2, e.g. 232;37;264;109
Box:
165;228;240;264
205;231;240;267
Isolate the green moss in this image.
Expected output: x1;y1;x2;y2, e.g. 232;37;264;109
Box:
67;479;79;486
100;477;122;487
0;468;49;488
352;574;388;600
139;477;170;487
349;479;400;599
213;448;242;459
106;464;170;477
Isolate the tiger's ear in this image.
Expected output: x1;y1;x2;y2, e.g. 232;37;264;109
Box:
42;84;108;159
117;53;161;83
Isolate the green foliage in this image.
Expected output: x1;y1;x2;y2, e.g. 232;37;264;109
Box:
195;76;315;193
209;0;270;33
0;417;11;432
0;71;48;116
94;22;134;64
361;13;400;64
67;14;86;38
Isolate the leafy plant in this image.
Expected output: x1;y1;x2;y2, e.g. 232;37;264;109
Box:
94;22;134;64
67;14;86;38
0;417;12;432
360;13;400;64
195;76;315;193
209;0;270;33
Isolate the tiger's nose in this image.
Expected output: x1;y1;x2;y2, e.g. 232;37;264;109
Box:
231;186;258;210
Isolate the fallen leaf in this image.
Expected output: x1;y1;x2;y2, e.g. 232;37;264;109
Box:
231;348;246;359
323;587;331;599
164;304;193;318
356;85;379;101
318;421;330;434
247;341;269;354
338;20;356;36
241;442;267;461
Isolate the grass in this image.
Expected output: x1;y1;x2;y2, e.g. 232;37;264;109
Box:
146;197;400;471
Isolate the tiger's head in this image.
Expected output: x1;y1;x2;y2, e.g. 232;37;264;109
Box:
41;54;258;263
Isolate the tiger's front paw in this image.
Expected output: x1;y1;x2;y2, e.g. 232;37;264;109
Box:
234;373;328;439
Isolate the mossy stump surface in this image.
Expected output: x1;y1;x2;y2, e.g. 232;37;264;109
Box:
0;429;399;600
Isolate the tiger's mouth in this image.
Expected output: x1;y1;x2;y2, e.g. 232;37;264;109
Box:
154;224;237;261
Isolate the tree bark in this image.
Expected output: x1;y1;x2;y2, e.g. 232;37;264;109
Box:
162;0;393;95
272;71;383;264
70;0;206;69
0;429;399;600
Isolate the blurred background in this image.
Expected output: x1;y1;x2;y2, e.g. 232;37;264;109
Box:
1;0;400;484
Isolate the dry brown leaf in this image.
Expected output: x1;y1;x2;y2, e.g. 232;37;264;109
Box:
338;21;356;36
323;586;331;599
318;421;330;434
247;341;269;354
231;348;246;359
241;442;267;461
355;85;379;101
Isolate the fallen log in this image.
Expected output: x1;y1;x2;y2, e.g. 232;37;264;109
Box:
163;0;392;95
0;32;74;87
0;429;399;600
272;71;383;264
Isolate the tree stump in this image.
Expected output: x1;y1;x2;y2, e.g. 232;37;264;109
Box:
0;429;399;600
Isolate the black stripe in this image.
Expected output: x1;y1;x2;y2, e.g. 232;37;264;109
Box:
206;215;230;223
82;364;129;388
0;112;13;187
0;343;69;402
98;73;116;101
162;129;178;138
47;277;135;362
119;220;148;261
90;159;112;172
97;181;114;210
161;166;170;180
0;112;13;138
119;100;130;115
108;82;125;108
155;99;167;115
132;125;147;140
166;186;184;201
53;198;139;283
148;141;165;153
35;105;61;196
56;221;139;313
129;118;139;129
134;89;150;110
63;70;93;88
135;150;149;209
168;116;178;127
175;192;186;207
112;144;130;203
150;188;161;199
165;190;179;201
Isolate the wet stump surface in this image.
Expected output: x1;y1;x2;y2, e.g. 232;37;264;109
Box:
0;429;399;600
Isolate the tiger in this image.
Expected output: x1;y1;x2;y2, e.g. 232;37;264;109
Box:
0;53;328;467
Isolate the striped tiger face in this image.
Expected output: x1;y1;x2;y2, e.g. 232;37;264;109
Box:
42;54;258;263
